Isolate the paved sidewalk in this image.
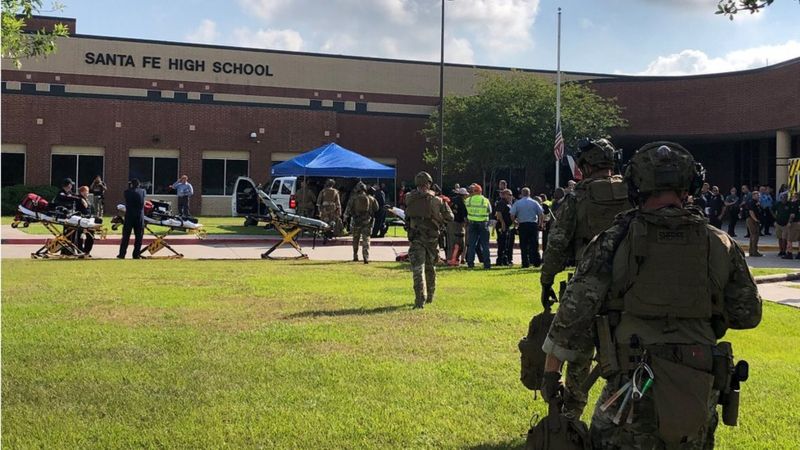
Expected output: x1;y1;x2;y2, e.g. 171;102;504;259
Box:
758;282;800;308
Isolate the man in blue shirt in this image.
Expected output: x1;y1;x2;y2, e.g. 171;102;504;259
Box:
171;175;194;217
510;187;544;268
759;185;774;235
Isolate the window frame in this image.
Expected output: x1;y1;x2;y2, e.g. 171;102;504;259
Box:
50;153;104;188
201;157;250;196
128;155;179;195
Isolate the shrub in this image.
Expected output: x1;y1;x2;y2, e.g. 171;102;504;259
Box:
1;184;60;215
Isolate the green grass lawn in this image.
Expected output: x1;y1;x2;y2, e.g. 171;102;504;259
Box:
2;216;409;237
2;261;797;449
749;267;800;277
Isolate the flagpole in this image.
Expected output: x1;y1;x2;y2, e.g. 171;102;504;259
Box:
555;7;562;189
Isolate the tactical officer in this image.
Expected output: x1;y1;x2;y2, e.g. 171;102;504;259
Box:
405;171;453;308
317;179;342;237
345;182;379;263
541;142;762;448
296;179;317;218
539;138;631;417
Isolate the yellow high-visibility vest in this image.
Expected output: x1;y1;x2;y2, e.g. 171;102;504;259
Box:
466;195;490;222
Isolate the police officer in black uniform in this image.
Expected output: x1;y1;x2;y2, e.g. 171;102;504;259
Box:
117;179;147;259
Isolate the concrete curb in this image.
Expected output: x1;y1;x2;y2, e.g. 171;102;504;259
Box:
754;272;800;284
0;236;411;247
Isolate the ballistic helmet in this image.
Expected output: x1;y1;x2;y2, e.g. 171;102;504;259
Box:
415;171;433;186
576;138;617;169
354;182;367;193
325;179;335;188
624;141;704;198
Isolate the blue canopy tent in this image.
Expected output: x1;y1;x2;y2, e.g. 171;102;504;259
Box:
271;143;395;179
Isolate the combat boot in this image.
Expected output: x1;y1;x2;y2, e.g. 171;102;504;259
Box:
353;251;359;262
425;290;434;304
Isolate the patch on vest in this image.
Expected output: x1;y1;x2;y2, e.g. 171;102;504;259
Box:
657;229;688;244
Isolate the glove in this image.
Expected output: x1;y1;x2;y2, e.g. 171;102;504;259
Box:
541;371;563;403
541;283;557;310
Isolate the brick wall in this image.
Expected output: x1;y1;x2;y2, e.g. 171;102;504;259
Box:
1;95;429;212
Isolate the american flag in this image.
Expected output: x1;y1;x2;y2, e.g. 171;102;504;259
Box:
553;122;565;161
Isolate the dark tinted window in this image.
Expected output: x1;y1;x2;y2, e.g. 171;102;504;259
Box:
129;157;154;194
51;154;77;187
202;159;225;195
154;158;178;195
270;179;280;195
2;153;25;187
225;160;248;195
78;155;103;187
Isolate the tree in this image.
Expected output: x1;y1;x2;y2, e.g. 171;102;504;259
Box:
423;72;626;187
716;0;799;20
2;0;68;68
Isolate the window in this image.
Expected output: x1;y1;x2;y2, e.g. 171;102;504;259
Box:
129;156;178;195
51;154;103;187
202;159;225;195
225;160;248;196
269;180;280;195
280;178;295;195
2;153;25;186
202;158;249;195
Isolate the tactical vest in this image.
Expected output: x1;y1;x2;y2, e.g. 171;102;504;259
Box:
405;190;444;233
351;193;370;215
465;195;490;222
320;188;338;207
574;175;630;260
609;213;728;343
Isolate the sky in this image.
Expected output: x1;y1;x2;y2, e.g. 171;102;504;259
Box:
58;0;800;76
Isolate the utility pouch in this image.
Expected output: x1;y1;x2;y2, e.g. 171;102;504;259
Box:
711;342;734;392
594;315;619;378
650;355;715;445
519;310;555;391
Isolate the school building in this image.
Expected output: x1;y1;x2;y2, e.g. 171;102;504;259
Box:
2;16;799;214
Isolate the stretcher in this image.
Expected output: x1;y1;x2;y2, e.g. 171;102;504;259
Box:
12;200;107;259
231;177;330;260
112;201;206;259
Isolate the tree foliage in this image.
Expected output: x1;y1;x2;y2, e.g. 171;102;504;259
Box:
2;0;68;68
423;72;626;183
716;0;798;20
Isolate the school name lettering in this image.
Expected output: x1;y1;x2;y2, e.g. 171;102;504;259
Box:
83;52;274;77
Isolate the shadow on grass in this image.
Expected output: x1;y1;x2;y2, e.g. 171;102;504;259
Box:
283;304;409;319
214;225;274;235
464;439;526;450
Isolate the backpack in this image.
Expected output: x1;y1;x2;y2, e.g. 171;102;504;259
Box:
519;310;555;391
352;193;370;215
574;176;630;257
21;193;49;212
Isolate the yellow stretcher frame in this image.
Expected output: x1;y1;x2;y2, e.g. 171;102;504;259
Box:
10;217;107;259
111;219;207;259
261;219;309;260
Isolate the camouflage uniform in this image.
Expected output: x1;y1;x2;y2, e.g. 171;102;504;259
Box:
541;140;630;418
317;184;342;233
406;172;453;308
345;183;379;262
542;142;762;449
296;184;317;218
